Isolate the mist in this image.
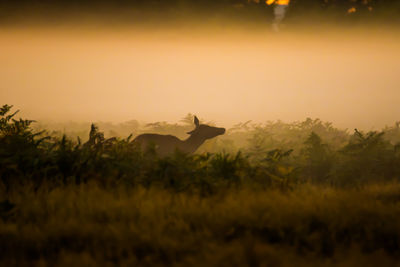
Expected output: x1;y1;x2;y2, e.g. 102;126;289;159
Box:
1;26;399;130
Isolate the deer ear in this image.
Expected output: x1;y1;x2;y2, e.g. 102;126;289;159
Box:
194;116;200;127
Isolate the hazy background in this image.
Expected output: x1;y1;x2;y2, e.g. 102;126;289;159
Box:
1;18;399;130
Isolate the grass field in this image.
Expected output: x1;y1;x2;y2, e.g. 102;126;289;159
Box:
2;183;400;266
1;105;400;266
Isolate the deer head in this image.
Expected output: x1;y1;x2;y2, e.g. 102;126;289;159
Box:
187;116;225;139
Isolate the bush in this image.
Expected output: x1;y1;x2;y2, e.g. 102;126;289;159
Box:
1;104;400;192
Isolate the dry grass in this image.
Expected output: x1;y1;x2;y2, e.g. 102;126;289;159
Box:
1;183;400;266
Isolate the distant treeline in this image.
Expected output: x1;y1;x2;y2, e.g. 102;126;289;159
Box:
0;0;393;9
0;0;399;23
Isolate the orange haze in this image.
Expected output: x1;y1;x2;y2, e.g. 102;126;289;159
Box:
0;26;399;130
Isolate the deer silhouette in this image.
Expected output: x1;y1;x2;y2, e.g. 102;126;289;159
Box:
133;116;225;156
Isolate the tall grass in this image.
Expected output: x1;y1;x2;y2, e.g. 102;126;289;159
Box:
1;104;400;266
2;184;400;266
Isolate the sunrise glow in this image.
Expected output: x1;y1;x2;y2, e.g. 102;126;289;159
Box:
1;1;400;266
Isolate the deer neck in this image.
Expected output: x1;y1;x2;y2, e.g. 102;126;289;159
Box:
182;134;207;154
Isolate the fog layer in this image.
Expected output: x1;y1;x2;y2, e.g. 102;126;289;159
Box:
1;27;399;129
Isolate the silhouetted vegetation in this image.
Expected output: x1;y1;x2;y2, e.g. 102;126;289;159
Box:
0;0;399;25
1;104;400;266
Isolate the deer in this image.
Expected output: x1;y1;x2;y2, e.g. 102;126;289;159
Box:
132;116;225;157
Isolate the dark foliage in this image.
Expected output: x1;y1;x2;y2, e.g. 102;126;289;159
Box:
1;104;400;194
2;104;400;266
0;0;399;24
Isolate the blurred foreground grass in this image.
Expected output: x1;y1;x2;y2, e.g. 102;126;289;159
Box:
1;183;400;266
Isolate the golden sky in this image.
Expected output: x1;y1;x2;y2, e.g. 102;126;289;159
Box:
0;26;399;129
